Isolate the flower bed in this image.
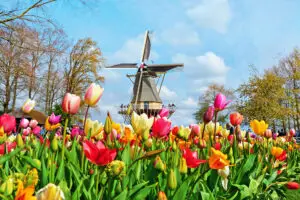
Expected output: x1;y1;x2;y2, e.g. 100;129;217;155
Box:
0;84;299;200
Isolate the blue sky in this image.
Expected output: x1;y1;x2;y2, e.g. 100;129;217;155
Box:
6;0;300;125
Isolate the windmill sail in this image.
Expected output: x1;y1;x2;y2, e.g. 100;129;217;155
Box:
141;31;151;62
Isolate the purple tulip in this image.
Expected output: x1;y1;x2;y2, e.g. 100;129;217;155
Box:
214;93;231;111
203;106;215;124
48;113;61;125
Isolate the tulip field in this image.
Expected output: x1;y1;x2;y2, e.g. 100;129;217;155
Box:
0;84;299;200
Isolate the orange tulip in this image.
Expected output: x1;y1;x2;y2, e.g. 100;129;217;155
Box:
209;148;230;169
271;147;283;158
15;181;36;200
229;112;243;126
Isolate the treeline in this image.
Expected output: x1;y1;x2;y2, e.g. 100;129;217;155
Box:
195;49;300;131
0;0;104;114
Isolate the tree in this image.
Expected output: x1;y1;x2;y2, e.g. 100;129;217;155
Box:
64;38;104;96
194;83;235;124
237;70;286;129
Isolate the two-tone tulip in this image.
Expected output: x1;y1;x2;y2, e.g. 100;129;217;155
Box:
84;83;104;107
22;99;35;113
62;93;81;114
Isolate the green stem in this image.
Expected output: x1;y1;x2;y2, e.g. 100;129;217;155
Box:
202;123;206;140
83;106;90;133
61;117;69;163
213;112;218;143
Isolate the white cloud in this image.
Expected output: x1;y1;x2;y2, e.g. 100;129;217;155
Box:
186;0;231;33
182;97;198;107
160;23;200;46
159;85;177;101
108;33;159;64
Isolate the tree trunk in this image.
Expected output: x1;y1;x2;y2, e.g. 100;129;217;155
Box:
45;57;53;113
11;71;19;111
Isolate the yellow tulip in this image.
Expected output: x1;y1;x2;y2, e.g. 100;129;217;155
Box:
36;183;64;200
131;112;153;135
271;146;283;158
84;118;103;137
84;83;104;106
250;120;268;136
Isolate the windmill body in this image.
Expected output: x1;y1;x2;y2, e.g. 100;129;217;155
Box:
107;31;183;122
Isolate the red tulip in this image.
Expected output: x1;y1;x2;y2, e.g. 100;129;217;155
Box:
214;93;231;111
203;106;214;124
277;150;287;161
0;113;16;134
152;117;171;138
227;134;234;144
0;142;16;155
83;140;117;166
172;126;179;135
289;129;296;137
286;182;299;190
182;148;206;168
62;93;81;114
214;142;222;150
229;112;243;126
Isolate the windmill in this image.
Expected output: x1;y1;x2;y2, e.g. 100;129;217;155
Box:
107;31;184;123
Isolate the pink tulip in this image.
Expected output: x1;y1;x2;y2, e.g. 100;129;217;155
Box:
71;126;82;139
0;113;16;134
62;93;81;114
158;108;169;118
203;106;215;124
152;117;171;138
20;118;29;128
48;113;61;125
84;83;104;107
29;119;38;128
190;124;200;136
32;126;41;135
289;129;296;137
214;93;231;111
23;127;31;136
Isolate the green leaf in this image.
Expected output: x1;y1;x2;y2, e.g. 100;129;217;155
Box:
249;177;259;195
71;182;83;200
0;147;22;165
128;181;149;197
41;156;48;187
55;161;65;183
172;178;189;200
236;155;256;184
59;180;71;200
21;156;41;170
131;182;157;200
114;189;128;200
121;144;131;167
232;184;250;199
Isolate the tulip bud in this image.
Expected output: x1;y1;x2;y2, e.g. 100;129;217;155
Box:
203;106;214;124
116;181;122;194
286;182;299;190
16;134;24;147
22;99;35;114
214;142;222;150
25;168;39;186
214;93;231;111
172;126;179;135
84;83;104;107
158;191;168;200
20;118;29;128
190;124;200;136
33;159;41;169
229;147;234;163
179;158;187;174
107;160;126;178
264;129;272;138
154;156;166;172
142;129;150;141
51;136;58;152
104;112;112;134
0;178;13;195
227;134;234;145
199;139;206;149
145;138;152;148
168;169;177;190
177;126;191;141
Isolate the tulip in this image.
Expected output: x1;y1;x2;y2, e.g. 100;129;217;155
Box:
182;147;206;168
250;120;268;136
286;182;299;190
131;112;154;136
107;160;126;178
20;118;29;128
177;126;191;141
0;178;14;195
171;126;179;135
36;183;64;200
227;135;234;145
214;142;222;150
152;117;171;138
45;116;61;131
62;93;81;114
264;129;272;138
22;99;36;114
29;119;38;129
203;106;215;124
158;191;168;200
199;139;206;149
209;148;230;169
154;156;166;171
190;124;200;136
15;180;36;200
32;126;41;135
229;112;243;126
289;129;296;137
48;113;61;125
83;140;117;166
168;169;177;190
214;93;231;111
159;108;169;118
0;142;17;155
179;157;188;174
84;83;104;106
218;166;230;190
23;127;31;136
271;146;287;161
16;134;24;147
84;118;102;137
0;113;16;134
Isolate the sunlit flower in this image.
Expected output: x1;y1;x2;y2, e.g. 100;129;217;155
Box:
15;180;36;200
229;112;243;126
20;118;30;129
209;148;230;169
36;183;64;200
159;108;169;118
182;147;206;168
22;99;36;114
152;116;171;138
120;126;136;144
218;166;230;190
84;83;104;107
250;120;268;136
131;112;154;136
45;117;61;131
0;113;16;134
29;120;38;129
84;118;102;137
48;113;61;125
271;146;287;161
214;93;231;111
